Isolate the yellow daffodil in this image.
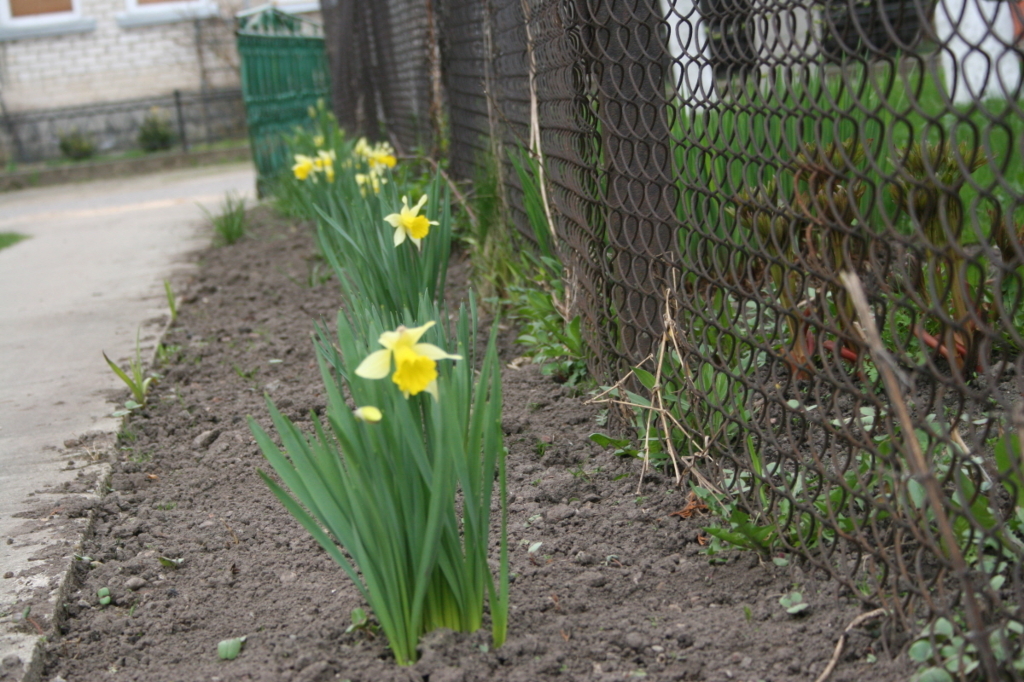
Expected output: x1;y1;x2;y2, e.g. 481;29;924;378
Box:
354;321;461;399
355;171;387;196
354;137;371;158
353;406;382;423
366;148;397;171
384;195;437;248
317;150;336;183
292;154;316;181
353;138;397;171
308;105;317;119
313;135;325;148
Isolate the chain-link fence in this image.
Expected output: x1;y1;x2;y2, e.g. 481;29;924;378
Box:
323;0;1024;676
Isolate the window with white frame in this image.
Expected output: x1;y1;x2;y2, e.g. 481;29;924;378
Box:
0;0;95;40
117;0;219;28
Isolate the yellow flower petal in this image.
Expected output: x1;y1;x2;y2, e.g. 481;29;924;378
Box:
394;226;407;246
378;330;402;349
402;321;435;344
292;155;315;180
353;406;382;423
354;349;392;379
412;343;462;362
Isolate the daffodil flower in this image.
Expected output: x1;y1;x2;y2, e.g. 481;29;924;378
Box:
353;138;397;171
318;150;336;183
353;406;382;423
367;149;397;171
354;321;461;399
292;154;316;181
354;137;371;159
313;135;325;148
384;195;437;248
355;171;387;196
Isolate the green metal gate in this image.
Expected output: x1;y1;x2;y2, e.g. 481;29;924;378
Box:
236;6;330;195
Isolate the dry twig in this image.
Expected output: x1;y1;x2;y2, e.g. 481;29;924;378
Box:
813;608;888;682
840;271;994;676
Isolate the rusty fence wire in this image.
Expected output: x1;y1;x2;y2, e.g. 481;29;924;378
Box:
322;0;1024;675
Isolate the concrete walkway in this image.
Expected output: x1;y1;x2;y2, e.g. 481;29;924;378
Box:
0;163;256;681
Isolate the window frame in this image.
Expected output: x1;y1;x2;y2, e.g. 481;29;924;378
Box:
0;0;95;41
116;0;219;28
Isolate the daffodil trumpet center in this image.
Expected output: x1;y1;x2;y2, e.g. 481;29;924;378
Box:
353;321;462;400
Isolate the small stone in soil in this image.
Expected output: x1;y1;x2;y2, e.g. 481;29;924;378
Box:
574;551;595;565
544;504;576;523
192;430;220;450
624;632;644;650
125;577;147;590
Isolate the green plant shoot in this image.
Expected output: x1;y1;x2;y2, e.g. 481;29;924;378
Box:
250;299;509;665
103;330;155;407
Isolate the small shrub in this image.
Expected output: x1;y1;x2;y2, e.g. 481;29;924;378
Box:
138;108;174;152
59;129;96;160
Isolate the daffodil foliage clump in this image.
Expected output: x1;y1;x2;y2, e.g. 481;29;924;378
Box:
317;173;452;317
251;116;508;666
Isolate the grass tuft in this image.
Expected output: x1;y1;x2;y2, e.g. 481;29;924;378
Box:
0;232;29;252
205;192;248;246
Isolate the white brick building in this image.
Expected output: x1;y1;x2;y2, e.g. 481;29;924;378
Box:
0;0;318;160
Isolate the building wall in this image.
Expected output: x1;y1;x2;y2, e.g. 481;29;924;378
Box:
0;0;319;113
0;0;241;112
0;0;319;161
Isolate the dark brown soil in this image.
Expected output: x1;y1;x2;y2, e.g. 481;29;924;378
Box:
39;208;914;682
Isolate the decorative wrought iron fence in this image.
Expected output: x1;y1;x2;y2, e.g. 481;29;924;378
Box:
236;6;331;194
323;0;1024;675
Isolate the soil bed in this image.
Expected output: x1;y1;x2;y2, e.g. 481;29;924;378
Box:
41;208;914;682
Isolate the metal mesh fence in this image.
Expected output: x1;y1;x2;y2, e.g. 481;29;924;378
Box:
437;0;492;179
322;0;440;154
326;0;1024;675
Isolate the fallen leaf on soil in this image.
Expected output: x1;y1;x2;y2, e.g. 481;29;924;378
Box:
669;491;708;519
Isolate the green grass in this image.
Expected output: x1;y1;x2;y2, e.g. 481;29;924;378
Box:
669;55;1024;364
206;192;248;246
674;57;1024;243
0;232;29;252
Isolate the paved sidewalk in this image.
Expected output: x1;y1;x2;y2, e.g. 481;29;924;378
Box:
0;163;256;681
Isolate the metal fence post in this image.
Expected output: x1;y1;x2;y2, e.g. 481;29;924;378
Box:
173;90;189;152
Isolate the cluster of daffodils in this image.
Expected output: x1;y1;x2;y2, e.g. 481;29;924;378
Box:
292;149;336;183
353;196;446;417
254;156;507;666
352;137;397;196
